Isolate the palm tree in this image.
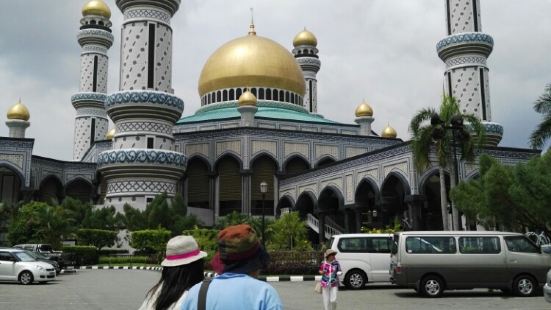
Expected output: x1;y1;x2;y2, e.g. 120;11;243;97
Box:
530;84;551;150
409;96;485;230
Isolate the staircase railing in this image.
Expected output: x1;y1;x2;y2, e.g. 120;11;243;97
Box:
306;213;342;239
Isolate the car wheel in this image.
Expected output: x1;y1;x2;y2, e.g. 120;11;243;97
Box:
19;271;34;285
344;269;367;289
420;275;444;298
513;275;537;297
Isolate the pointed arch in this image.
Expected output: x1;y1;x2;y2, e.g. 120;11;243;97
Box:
315;156;337;169
250;154;278;216
65;177;94;203
216;155;243;216
283;155;311;175
186;156;212;209
37;175;64;204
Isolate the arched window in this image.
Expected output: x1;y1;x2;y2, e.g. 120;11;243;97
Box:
90;20;97;25
259;88;265;100
98;21;104;26
236;88;242;99
273;89;278;101
229;89;235;101
266;88;271;100
291;93;295;104
216;91;221;102
280;90;284;102
223;90;228;101
251;88;257;97
208;93;211;104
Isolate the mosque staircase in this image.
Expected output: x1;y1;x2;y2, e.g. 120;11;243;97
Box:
306;213;343;239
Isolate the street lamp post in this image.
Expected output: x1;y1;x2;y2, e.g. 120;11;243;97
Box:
260;181;268;248
431;113;465;230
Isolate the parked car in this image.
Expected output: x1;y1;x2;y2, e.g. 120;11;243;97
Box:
541;244;551;255
13;244;65;269
329;233;393;289
391;231;551;297
22;250;61;275
545;269;551;303
0;248;56;284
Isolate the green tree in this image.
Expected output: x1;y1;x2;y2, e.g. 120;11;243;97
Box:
81;206;122;230
268;212;311;251
452;153;551;233
130;228;171;261
76;228;118;250
530;84;551;149
409;96;485;230
7;201;71;248
121;203;147;231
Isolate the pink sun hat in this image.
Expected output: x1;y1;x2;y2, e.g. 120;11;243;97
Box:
161;235;208;267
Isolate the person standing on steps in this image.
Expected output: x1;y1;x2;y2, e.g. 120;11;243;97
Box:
319;249;342;310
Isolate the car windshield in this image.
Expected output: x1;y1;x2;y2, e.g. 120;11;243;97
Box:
24;250;47;260
13;251;36;262
39;245;53;252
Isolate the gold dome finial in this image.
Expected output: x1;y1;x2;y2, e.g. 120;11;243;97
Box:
238;89;257;106
381;124;397;138
82;0;111;18
7;99;30;121
248;8;256;36
355;99;373;117
293;28;318;47
105;128;116;140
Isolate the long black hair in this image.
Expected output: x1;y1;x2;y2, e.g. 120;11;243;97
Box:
147;258;205;310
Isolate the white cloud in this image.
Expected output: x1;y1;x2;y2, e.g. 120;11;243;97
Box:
0;0;549;160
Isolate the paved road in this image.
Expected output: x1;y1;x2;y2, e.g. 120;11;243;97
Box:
0;270;549;310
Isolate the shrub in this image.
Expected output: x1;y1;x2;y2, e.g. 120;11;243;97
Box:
130;228;171;263
183;228;218;268
264;251;323;275
63;245;98;266
98;255;153;265
76;228;118;250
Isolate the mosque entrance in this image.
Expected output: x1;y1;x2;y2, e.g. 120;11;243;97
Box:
0;166;22;206
251;155;277;216
420;172;450;230
216;156;242;216
380;174;409;229
354;179;379;231
185;157;211;210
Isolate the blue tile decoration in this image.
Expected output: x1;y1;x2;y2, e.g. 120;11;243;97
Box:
106;90;184;110
97;149;186;166
436;32;494;52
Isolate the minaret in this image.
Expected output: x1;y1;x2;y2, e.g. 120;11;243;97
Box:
293;29;320;114
6;100;30;138
97;0;185;211
437;0;502;145
354;100;374;136
72;0;113;161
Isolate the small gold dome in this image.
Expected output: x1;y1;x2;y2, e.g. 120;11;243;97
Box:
7;99;30;121
105;128;116;140
381;124;397;138
82;0;111;18
238;90;257;106
355;100;373;117
198;31;305;97
293;28;318;47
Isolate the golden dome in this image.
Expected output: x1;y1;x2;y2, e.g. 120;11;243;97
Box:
238;90;257;106
105;128;116;140
355;100;373;117
198;32;305;97
381;124;397;138
7;99;30;121
293;29;317;47
82;0;111;18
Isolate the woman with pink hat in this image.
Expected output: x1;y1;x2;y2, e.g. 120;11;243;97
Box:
139;235;207;310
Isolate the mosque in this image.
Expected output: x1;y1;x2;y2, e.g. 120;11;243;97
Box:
0;0;539;243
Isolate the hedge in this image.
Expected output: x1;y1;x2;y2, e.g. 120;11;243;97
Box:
264;251;323;275
62;245;98;266
98;255;153;265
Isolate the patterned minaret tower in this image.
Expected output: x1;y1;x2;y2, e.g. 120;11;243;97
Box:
437;0;503;145
72;0;113;161
293;29;320;114
97;0;185;211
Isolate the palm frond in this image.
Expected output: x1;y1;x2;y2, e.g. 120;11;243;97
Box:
462;114;486;148
411;126;434;170
529;114;551;149
409;108;436;137
533;84;551;114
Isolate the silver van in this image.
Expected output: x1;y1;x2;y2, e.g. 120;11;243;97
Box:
390;231;551;297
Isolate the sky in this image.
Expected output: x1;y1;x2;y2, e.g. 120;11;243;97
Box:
0;0;550;161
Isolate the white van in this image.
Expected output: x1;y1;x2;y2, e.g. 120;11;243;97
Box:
390;231;551;297
329;233;393;289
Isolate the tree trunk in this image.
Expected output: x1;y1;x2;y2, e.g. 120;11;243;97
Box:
450;165;460;231
439;166;449;231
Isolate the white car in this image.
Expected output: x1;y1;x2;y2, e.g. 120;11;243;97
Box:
544;269;551;303
0;248;56;285
329;233;393;289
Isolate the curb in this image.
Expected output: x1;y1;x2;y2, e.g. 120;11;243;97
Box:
73;266;322;282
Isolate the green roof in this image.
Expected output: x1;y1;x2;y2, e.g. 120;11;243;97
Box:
176;101;345;125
